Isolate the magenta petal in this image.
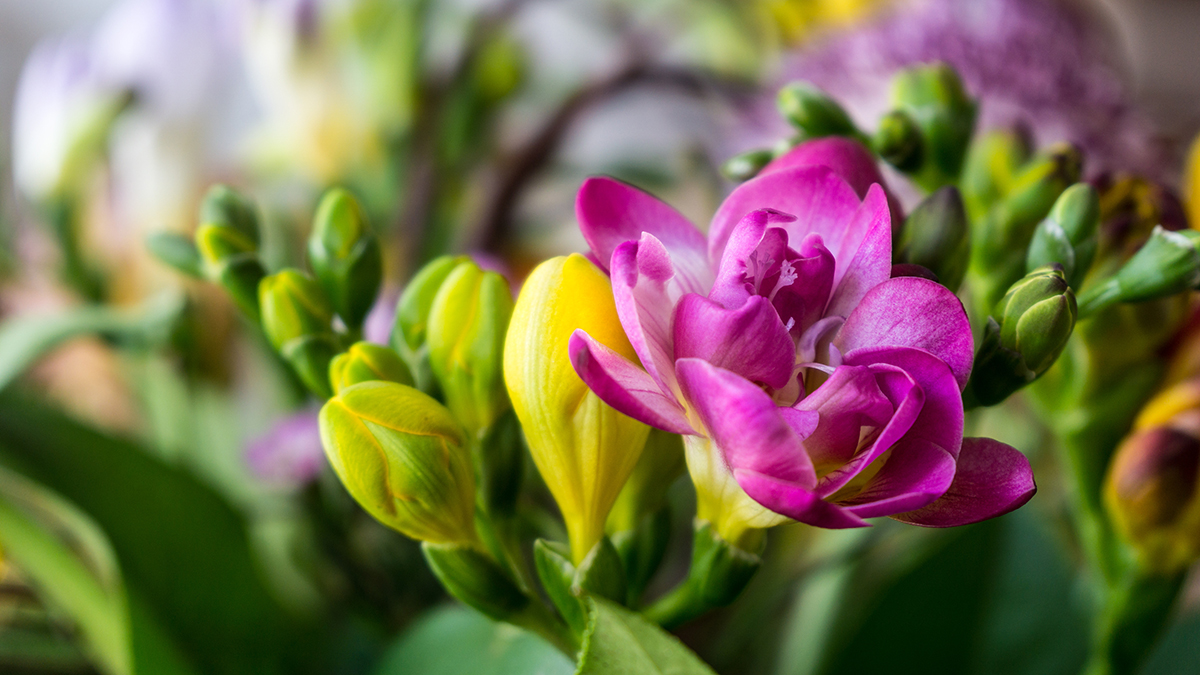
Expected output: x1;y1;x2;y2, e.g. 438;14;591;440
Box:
842;443;957;518
735;469;870;528
569;330;694;435
891;438;1037;527
760;137;903;225
795;365;895;469
825;184;892;317
709;166;862;268
576;177;710;285
835;277;974;389
611;237;684;397
675;358;817;488
674;294;796;390
709;210;794;310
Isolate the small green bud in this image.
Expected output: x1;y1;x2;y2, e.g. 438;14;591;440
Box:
427;260;513;435
195;224;267;320
777;82;859;139
872;109;924;172
889;63;977;189
260;269;337;397
895;186;969;290
960;126;1034;222
721;148;775;183
967;266;1077;406
329;342;414;394
1002;143;1083;229
308;188;383;331
1027;183;1100;288
146;231;203;278
393;255;470;353
534;537;627;635
1106;426;1200;574
320;381;477;544
1078;227;1200;318
200;184;260;248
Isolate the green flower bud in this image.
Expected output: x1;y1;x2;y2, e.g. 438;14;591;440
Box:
329;342;414;394
1106;425;1200;574
319;381;478;544
308;188;383;331
960;126;1034;222
427;260;513;436
195;224;267;321
872;109;924;173
895;186;969;290
889;63;977;189
721;149;775;183
967;266;1077;406
200;184;260;248
393;255;470;353
1026;183;1100;288
1078;227;1200;318
777;82;860;139
260;269;337;397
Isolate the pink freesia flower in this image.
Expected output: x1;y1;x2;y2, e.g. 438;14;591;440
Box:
568;138;1035;530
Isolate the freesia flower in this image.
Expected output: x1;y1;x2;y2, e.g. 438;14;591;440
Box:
568;138;1035;542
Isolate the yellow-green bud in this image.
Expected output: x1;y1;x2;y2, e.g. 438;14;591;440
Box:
960;126;1034;222
777;82;860;139
329;342;414;394
1106;425;1200;574
195;223;267;321
1026;183;1100;288
895;186;969;290
200;184;260;248
1078;227;1200;318
393;255;470;353
721;149;775;183
260;269;337;397
308;188;383;330
319;381;478;544
427;261;513;436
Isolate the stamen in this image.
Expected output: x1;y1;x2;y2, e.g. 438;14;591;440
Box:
784;317;796;332
768;260;797;300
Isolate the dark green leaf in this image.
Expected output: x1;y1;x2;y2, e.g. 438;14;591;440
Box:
576;597;716;675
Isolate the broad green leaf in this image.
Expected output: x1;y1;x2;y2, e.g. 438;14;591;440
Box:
577;597;717;675
0;466;131;675
0;292;184;392
372;604;572;675
0;391;309;674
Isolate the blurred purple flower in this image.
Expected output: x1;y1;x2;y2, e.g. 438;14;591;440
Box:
737;0;1166;180
246;409;325;485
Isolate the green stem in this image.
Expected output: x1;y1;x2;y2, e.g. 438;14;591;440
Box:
642;579;705;630
1083;570;1184;675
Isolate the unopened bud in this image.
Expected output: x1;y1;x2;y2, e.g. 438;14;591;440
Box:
722;149;775;183
260;269;338;398
329;342;413;394
320;381;477;544
872;109;924;173
777;82;860;139
1078;227;1200;318
393;255;469;353
967;266;1077;406
308;188;383;331
889;63;977;189
960;126;1034;221
1026;183;1100;288
895;186;969;290
200;184;260;247
1106;425;1200;573
427;260;513;436
195;224;267;321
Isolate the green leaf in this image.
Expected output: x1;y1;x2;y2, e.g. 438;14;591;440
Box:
372;604;573;675
0;292;184;392
0;466;131;675
576;597;716;675
0;391;308;674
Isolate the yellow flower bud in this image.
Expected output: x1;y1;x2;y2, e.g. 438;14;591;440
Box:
503;254;650;564
319;381;478;544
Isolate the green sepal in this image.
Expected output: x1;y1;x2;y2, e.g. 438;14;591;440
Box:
422;542;530;621
610;507;671;608
721;149;774;183
689;520;761;608
145;232;203;278
777;82;860;140
534;537;627;635
280;334;339;399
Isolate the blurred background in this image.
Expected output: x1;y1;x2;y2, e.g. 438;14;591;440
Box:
2;0;1200;674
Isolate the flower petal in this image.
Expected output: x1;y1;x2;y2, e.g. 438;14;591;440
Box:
709;166;862;269
610;236;687;397
795;365;895;469
734;469;870;528
835;277;974;389
824;184;893;317
890;438;1037;527
569;330;694;435
676;358;817;489
841;442;957;518
576;176;710;289
675;294;797;390
760;137;902;224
